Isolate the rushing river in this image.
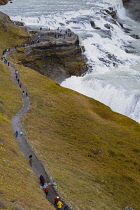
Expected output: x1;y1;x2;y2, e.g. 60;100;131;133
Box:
1;0;140;123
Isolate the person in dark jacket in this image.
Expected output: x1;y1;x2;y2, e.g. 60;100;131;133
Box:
39;175;45;186
15;131;18;137
29;155;33;167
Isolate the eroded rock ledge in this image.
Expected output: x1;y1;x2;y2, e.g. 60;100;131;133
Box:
16;29;88;83
0;0;10;6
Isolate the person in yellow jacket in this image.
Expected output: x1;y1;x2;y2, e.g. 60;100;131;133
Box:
57;200;63;210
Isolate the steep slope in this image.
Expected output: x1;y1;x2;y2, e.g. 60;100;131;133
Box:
8;51;140;210
0;8;55;209
1;1;140;209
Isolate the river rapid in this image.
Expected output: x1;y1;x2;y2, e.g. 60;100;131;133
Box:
1;0;140;123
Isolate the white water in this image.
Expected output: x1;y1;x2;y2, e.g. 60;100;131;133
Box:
1;0;140;123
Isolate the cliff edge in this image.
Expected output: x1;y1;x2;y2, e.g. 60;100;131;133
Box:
15;28;88;83
123;0;140;21
0;0;10;5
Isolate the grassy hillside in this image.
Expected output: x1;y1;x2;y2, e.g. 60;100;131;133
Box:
0;7;140;210
0;13;54;209
8;51;140;210
0;11;29;55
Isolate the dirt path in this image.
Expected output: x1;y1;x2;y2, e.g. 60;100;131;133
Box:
3;48;71;210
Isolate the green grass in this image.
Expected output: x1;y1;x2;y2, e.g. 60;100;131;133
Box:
7;55;140;210
0;13;29;55
1;11;140;209
0;64;55;209
0;16;54;209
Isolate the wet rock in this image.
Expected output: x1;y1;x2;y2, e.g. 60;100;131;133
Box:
59;22;65;26
130;34;139;39
94;27;101;30
13;21;24;26
95;29;112;39
124;27;132;33
104;8;117;19
118;22;124;28
125;49;136;53
90;20;95;28
104;23;113;29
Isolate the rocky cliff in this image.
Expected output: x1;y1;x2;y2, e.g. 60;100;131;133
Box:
0;0;10;5
16;29;88;83
123;0;140;21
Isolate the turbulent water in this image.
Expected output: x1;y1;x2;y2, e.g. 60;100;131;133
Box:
1;0;140;123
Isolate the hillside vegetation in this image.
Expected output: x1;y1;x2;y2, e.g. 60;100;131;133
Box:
8;50;140;210
0;4;140;210
0;11;54;210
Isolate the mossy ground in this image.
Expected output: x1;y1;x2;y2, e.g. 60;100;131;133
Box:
8;52;140;210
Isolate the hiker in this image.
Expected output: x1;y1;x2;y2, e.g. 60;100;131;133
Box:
39;175;45;186
57;200;63;210
44;186;49;196
29;155;33;167
4;59;7;64
19;83;21;88
26;92;28;97
22;90;25;95
54;196;60;206
19;131;23;135
44;184;49;196
15;131;18;137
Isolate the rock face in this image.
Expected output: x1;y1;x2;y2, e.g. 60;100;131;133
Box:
123;0;140;21
17;32;88;83
0;0;10;6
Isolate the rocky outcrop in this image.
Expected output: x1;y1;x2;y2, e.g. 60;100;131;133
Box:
122;0;140;21
16;31;88;83
0;0;10;6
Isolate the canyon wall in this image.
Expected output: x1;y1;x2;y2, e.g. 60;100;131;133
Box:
123;0;140;21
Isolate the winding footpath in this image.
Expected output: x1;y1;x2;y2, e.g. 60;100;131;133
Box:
3;48;71;210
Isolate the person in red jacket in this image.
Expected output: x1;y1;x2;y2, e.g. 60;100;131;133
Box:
54;196;60;206
44;186;49;196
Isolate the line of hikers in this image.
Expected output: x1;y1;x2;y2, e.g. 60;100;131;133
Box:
2;43;69;210
15;134;68;209
39;175;68;210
